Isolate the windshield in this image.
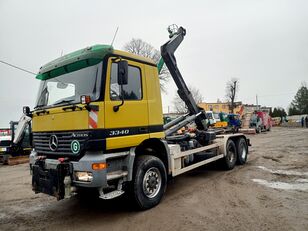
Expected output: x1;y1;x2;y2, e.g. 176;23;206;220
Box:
213;113;220;120
206;113;213;119
35;62;102;108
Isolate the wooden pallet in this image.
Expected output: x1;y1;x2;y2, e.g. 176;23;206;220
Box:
239;128;256;134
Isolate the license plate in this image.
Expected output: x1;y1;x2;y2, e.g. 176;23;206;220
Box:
0;147;7;152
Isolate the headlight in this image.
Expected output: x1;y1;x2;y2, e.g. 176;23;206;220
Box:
75;171;93;182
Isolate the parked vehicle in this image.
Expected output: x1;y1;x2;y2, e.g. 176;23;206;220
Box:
250;113;262;133
213;112;228;128
26;25;250;210
0;121;32;164
250;111;272;133
257;111;272;131
228;114;241;130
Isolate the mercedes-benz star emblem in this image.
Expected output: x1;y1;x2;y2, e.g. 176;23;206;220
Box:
49;135;58;151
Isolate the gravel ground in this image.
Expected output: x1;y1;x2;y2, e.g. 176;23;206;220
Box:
0;127;307;231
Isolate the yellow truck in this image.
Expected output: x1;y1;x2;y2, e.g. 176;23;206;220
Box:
26;25;250;210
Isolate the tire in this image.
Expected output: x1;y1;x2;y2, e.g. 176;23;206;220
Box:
267;126;271;132
256;126;261;134
221;139;237;170
236;137;248;165
131;155;167;210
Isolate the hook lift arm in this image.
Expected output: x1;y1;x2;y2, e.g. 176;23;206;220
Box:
160;25;207;133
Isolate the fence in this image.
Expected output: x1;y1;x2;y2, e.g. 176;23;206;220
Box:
273;115;308;127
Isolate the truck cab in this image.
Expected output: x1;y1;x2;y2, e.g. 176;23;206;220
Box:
256;111;272;131
33;45;164;148
29;45;168;202
205;111;217;126
250;111;272;133
0;128;11;153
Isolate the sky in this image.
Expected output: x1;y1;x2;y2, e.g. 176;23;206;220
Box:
0;0;307;127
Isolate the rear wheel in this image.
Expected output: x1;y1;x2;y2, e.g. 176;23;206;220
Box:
131;155;167;210
222;139;237;170
236;137;248;165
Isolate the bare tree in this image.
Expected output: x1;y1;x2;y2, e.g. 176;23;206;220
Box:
225;78;239;113
123;38;169;91
173;85;204;114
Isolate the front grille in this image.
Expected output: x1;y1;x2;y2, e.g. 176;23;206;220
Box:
33;131;89;156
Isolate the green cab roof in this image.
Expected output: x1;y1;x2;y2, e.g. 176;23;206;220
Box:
36;44;113;80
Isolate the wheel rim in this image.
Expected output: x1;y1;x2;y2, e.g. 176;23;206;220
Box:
240;142;247;159
227;145;235;163
142;167;162;198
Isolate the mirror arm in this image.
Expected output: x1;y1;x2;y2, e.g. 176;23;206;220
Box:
113;85;125;112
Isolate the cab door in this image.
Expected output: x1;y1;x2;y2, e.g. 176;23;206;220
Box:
104;58;149;150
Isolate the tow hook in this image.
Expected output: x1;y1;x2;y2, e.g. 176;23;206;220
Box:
64;176;77;199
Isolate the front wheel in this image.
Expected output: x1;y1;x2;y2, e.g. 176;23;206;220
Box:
132;155;167;210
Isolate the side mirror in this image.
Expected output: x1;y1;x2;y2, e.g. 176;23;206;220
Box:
80;95;91;104
118;60;128;85
23;106;30;116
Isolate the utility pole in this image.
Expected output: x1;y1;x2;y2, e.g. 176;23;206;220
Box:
256;94;259;110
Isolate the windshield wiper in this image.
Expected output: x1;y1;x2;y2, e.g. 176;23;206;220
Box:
34;104;44;109
53;99;75;106
35;109;50;116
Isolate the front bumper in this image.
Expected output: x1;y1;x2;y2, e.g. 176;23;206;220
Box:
32;160;72;200
30;149;134;200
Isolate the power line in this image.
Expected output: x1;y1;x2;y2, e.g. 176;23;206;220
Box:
0;60;36;75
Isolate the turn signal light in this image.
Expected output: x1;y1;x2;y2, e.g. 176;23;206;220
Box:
81;95;91;104
92;163;107;170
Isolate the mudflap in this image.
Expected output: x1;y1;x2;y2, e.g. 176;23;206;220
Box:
32;160;72;200
246;138;251;146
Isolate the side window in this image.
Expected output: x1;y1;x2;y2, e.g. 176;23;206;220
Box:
110;62;142;100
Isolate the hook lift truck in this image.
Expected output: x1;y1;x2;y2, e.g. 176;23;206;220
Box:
20;25;250;210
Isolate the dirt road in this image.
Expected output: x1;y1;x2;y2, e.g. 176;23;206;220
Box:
0;127;307;231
